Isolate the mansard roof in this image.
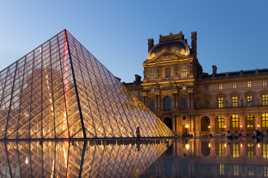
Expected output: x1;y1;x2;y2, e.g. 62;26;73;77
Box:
200;68;268;80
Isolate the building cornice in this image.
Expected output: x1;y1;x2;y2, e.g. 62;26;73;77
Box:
144;58;193;67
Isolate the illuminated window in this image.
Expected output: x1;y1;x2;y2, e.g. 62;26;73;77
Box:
232;82;237;89
219;163;225;176
246;95;253;104
247;143;254;159
165;67;171;79
218;84;223;90
247;81;252;88
217;97;224;108
262;113;268;128
263;144;268;159
232;144;240;158
231;114;239;129
233;165;240;176
231;96;239;107
216;115;225;130
181;66;188;79
262;94;268;106
246;115;255;129
264;166;268;177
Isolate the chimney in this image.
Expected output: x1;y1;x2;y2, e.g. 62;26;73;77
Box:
212;65;217;76
191;32;197;57
147;38;154;52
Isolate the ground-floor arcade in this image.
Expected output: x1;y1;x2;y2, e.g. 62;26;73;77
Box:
164;109;268;137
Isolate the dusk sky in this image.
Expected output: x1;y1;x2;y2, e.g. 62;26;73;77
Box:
0;0;267;82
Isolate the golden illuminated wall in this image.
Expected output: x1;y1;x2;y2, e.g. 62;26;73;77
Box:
0;29;172;139
0;141;167;177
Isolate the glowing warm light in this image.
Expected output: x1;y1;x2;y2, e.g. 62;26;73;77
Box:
240;143;243;148
257;124;261;128
208;125;211;129
185;143;190;150
25;157;29;164
185;124;189;129
257;143;261;148
239;125;243;128
224;143;227;148
208;143;211;148
223;125;226;129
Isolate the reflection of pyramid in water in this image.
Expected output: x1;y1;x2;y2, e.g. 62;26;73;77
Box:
0;29;172;139
0;141;168;177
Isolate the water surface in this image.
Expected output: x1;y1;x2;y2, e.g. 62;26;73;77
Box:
0;139;267;178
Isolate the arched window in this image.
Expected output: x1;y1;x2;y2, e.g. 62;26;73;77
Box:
163;96;172;111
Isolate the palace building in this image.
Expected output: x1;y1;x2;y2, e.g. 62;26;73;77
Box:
124;31;268;137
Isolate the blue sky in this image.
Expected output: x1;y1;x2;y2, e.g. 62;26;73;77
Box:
0;0;267;82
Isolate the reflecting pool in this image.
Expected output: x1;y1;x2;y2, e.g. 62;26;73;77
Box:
1;139;268;178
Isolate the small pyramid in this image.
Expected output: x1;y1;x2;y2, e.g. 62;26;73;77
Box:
0;29;173;139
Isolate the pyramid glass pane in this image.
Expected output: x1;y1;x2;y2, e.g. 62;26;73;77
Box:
0;29;172;139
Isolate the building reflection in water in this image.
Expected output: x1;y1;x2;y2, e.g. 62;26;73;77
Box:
141;139;268;178
2;139;268;178
0;141;168;178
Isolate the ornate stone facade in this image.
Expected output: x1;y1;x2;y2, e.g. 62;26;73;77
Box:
124;31;268;137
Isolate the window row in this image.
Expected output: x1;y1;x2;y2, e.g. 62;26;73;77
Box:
217;94;268;108
146;95;189;112
144;65;191;81
218;80;267;90
215;113;268;130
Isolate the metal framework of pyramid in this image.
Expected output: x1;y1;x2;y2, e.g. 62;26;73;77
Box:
0;29;172;140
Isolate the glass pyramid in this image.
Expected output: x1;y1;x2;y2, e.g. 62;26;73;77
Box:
0;29;172;139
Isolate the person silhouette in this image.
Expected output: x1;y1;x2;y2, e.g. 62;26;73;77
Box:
136;126;141;139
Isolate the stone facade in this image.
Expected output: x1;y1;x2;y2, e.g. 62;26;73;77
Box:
124;31;268;137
